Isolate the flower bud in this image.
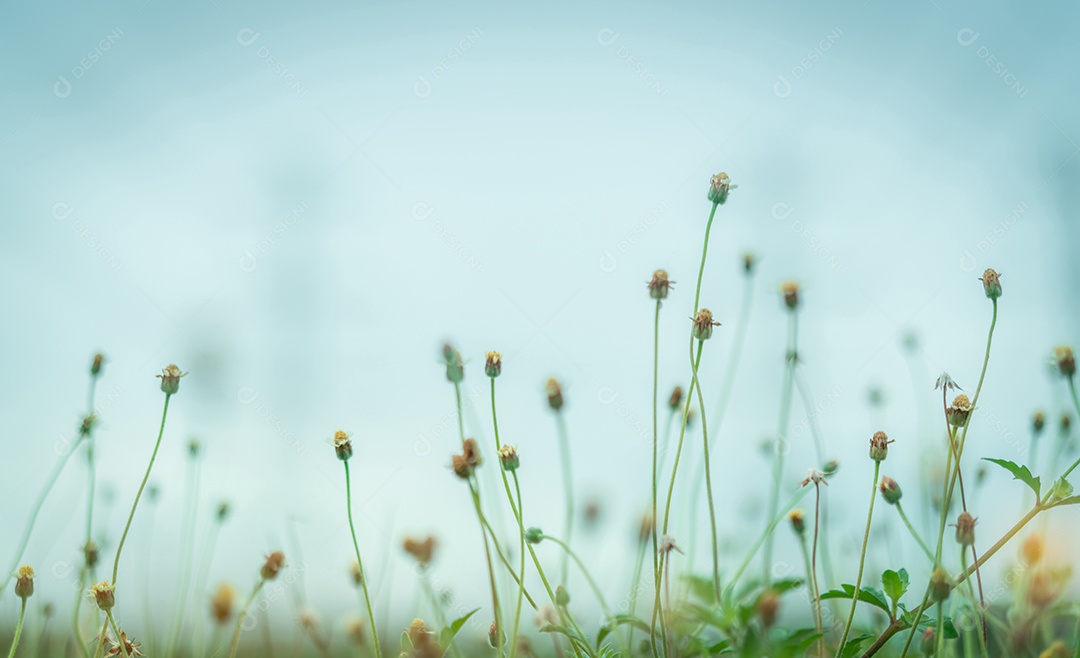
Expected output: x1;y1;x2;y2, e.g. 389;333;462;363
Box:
757;589;780;629
260;551;285;581
14;566;34;599
545;378;564;411
488;621;506;648
1054;346;1076;378
91;353;105;376
555;585;570;606
920;628;936;656
822;459;839;476
211;583;235;624
217;502;230;521
443;344;464;383
788;509;805;535
869;431;893;462
83;540;99;568
707;172;735;205
979;268;1002;300
333;430;353;461
1020;532;1044;565
955;512;976;547
668;386;683;411
947;394;973;428
648;269;674;300
157;364;187;395
742;252;756;274
929;568;951;602
79;413;97;437
879;477;902;505
498;444;519;472
404;536;436;566
91;581;115;611
1033;411;1046;434
451;454;471;479
1062;414;1071;431
462;438;482;468
525;527;544;545
485;351;502;378
691;308;720;341
781;281;800;311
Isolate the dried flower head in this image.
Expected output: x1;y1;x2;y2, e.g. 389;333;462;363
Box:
788;509;805;535
156;364;187;395
1033;410;1046;434
90;581;115;611
691;308;721;341
668;386;683;411
14;565;34;599
260;551;285;581
757;589;780;629
83;540;99;568
780;281;800;310
799;468;828;488
451;453;471;479
209;584;235;625
442;344;464;383
1027;566;1071;609
1054;345;1076;378
105;631;143;657
332;430;353;461
462;438;482;468
298;608;320;631
498;444;519;471
648;270;674;300
545;378;564;411
345;617;365;645
485;351;502;378
403;536;436;566
934;372;961;392
947;394;973;428
406;618;442;658
707;172;736;205
954;512;977;547
659;534;683;556
879;476;902;505
91;353;105;376
869;431;893;462
979;268;1002;300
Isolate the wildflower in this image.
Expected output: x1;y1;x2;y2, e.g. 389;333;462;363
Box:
947;394;973;428
788;509;805;535
105;631;143;657
545;378;564;411
879;477;902;505
462;438;482;468
485;351;502;378
260;551;285;581
799;468;828;488
442;344;464;383
1054;345;1076;377
647;270;674;300
869;431;893;462
668;386;683;411
345;617;364;645
954;512;976;547
535;605;559;627
979;268;1002;300
920;628;936;656
298;608;320;631
91;353;105;376
90;581;115;611
210;583;235;624
934;372;961;391
691;308;720;341
498;444;519;471
403;536;436;566
14;566;33;599
781;281;800;311
156;364;187;395
707;172;736;205
451;454;471;479
822;459;840;476
1027;566;1071;609
406;619;442;658
659;534;683;556
332;430;353;461
757;589;780;629
1062;414;1071;431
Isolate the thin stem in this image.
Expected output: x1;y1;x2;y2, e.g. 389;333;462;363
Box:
894;503;935;564
797;532;823;657
540;535;612;615
689;338;720;602
510;473;526;658
91;617;109;658
344;461;381;658
193;515;225;658
725;485;812;595
626;540;647;651
227;579;266;658
489;376;524;658
469;478;503;658
649;299;663;658
554;412;573;585
691;202;719;313
74;376;100;658
764;310;798;584
164;450;202;658
106;611;130;658
811;484;825;658
7;598;27;658
837;462;881;656
111;394;172;585
960;547;989;658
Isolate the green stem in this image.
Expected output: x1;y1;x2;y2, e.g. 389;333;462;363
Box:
725;485;812;595
764;310;798;585
111;394;172;585
489;377;524;658
227;579;266;658
691;202;718;313
7;598;26;658
836;462;881;656
960;547;988;658
510;474;526;658
74;377;99;658
193;515;225;658
797;532;823;654
895;502;935;564
627;540;647;651
344;461;381;658
540;535;612;615
649;299;663;658
468;478;503;658
164;450;202;658
91;617;109;658
689;338;721;602
810;484;826;658
554;412;573;586
106;611;131;658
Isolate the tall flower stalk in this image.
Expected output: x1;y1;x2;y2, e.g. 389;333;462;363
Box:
545;378;573;586
227;552;284;658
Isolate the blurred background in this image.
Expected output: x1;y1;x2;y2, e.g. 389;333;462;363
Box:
2;0;1079;650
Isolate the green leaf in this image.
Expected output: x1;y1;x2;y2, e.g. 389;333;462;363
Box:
840;633;874;658
1052;494;1080;507
819;584;892;617
769;577;805;595
778;628;824;657
984;458;1041;499
881;569;905;607
438;607;479;649
595;615;649;649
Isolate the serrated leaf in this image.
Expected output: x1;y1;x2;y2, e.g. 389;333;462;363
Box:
881;569;905;607
819;584;892;616
840;633;874;658
984;458;1041;499
438;607;479;648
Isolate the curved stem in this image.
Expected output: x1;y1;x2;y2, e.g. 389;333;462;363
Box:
764;310;799;584
6;598;26;658
468;478;503;658
725;485;812;595
106;611;131;658
344;461;381;658
165;451;202;658
227;579;265;658
554;412;573;586
510;473;526;658
894;502;934;564
540;535;612;615
689;338;720;602
836;462;881;656
112;394;172;585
